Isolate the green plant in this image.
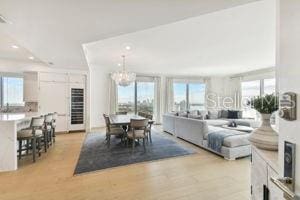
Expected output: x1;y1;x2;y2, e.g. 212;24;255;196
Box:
251;94;279;114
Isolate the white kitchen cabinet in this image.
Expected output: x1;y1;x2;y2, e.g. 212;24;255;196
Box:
38;72;86;132
39;72;68;82
23;72;39;102
39;81;68;132
69;74;85;83
268;166;284;200
251;146;284;200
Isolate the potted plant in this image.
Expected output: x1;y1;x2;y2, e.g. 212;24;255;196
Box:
248;94;279;151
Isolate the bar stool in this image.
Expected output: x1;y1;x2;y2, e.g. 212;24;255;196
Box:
17;116;45;162
51;112;58;143
44;114;53;146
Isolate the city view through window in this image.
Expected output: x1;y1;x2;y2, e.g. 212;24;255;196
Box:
117;81;155;115
241;78;276;119
173;82;206;112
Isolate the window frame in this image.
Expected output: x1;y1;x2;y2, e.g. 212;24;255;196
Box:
0;75;25;107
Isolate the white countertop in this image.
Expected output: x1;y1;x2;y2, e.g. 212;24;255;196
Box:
0;112;40;121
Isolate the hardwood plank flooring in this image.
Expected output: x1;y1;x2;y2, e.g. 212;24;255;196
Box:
0;127;250;200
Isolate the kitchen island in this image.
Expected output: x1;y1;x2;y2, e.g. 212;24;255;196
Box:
0;113;39;172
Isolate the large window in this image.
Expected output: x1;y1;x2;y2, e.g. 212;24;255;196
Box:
117;78;155;115
241;78;276;118
117;83;135;114
0;76;24;106
263;78;276;95
173;83;187;112
173;82;206;111
189;83;206;110
137;82;155;114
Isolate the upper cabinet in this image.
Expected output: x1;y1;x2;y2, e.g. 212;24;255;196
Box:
69;74;85;83
39;72;68;83
23;72;39;102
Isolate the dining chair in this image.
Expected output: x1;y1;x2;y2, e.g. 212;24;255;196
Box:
127;118;149;151
51;112;58;143
103;114;125;148
44;113;53;146
145;114;153;143
138;112;146;117
17;116;45;162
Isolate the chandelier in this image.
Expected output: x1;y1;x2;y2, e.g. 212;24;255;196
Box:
111;55;136;87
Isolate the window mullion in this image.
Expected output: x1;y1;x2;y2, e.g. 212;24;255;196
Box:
0;77;2;107
260;79;264;96
186;83;189;111
134;81;137;114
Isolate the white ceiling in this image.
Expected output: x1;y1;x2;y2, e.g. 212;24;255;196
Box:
0;0;259;69
0;31;42;63
85;0;276;76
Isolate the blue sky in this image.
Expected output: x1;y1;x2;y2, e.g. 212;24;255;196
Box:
174;83;206;103
118;82;206;104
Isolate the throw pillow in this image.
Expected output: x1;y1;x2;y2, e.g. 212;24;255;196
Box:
208;110;219;119
189;110;198;116
179;112;188;118
237;111;243;119
220;110;229;118
228;110;238;119
198;110;208;118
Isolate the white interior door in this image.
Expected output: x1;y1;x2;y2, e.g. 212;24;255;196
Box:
39;81;68;132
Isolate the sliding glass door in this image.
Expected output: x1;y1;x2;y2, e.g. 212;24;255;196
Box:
173;83;187;112
117;83;135;114
137;82;155;114
117;77;156;115
189;83;206;110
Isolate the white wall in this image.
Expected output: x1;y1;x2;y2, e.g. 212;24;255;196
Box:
89;67;110;128
277;0;300;195
206;77;241;110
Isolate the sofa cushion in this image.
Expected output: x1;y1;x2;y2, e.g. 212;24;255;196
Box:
204;126;250;148
189;110;198;115
188;114;204;120
205;119;229;126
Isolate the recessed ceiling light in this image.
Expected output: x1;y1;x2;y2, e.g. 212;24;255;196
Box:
28;56;34;60
118;63;121;66
125;46;131;50
11;45;19;49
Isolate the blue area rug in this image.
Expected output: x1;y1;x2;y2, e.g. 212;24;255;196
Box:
74;130;195;174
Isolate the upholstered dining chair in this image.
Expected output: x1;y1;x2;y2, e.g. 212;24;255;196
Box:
127;118;149;151
17;116;45;162
145;114;153;143
103;114;125;148
51;112;58;143
44;113;53;146
138;112;146;117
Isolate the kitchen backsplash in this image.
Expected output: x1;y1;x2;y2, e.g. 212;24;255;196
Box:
0;102;38;113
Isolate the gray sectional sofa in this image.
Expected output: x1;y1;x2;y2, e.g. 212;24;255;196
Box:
162;111;260;160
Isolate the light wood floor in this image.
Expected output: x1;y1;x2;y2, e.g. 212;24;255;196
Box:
0;127;250;200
